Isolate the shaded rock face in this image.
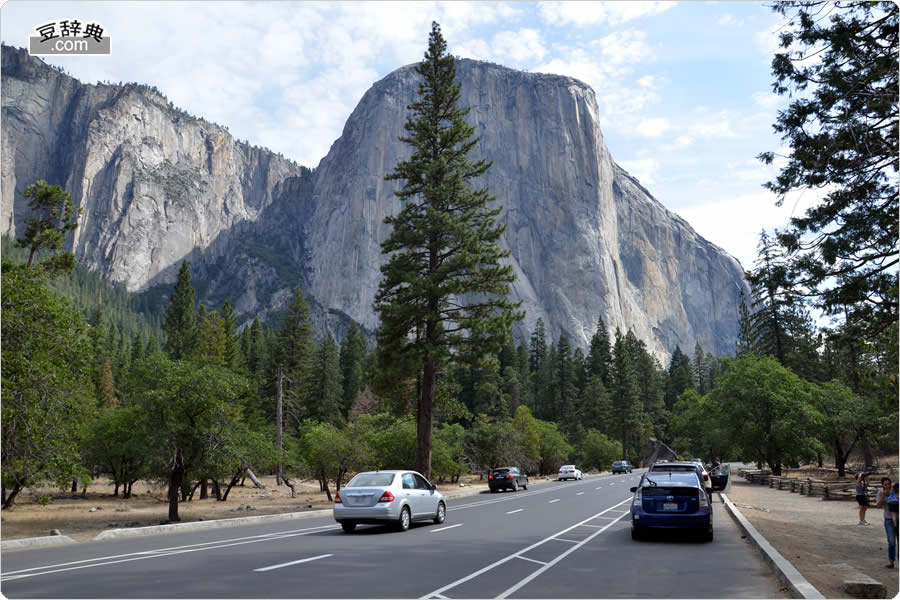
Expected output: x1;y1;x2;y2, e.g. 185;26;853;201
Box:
1;47;748;358
304;59;749;358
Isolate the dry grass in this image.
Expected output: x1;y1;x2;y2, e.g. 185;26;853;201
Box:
1;474;492;543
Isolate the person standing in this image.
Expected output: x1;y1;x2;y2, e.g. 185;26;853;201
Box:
875;477;896;569
857;472;871;524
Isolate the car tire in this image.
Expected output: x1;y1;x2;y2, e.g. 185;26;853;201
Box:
341;522;356;533
522;478;528;490
705;528;713;542
434;501;446;524
397;506;411;532
512;480;519;492
490;488;497;493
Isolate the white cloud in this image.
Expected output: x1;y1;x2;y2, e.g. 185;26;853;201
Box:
686;109;736;138
755;23;782;57
717;14;744;27
636;118;668;137
752;91;780;110
675;188;822;269
591;30;654;65
618;158;660;186
538;1;676;27
491;29;548;63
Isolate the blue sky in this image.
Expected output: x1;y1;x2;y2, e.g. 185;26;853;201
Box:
1;1;820;272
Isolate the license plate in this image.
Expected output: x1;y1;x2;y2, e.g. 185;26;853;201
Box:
663;502;678;511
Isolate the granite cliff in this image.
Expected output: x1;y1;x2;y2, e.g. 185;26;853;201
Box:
1;45;748;358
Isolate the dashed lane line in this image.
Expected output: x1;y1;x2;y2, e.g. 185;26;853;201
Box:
431;524;462;533
253;554;332;572
506;509;524;514
576;492;585;496
517;556;547;566
548;499;560;503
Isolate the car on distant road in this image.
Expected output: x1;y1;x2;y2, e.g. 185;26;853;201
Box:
334;470;445;533
650;460;711;493
489;467;528;492
558;465;583;480
630;471;713;541
612;461;633;474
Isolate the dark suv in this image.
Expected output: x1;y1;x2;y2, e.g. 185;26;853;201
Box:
612;461;633;474
489;467;528;492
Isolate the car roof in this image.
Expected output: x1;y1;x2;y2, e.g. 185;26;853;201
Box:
353;470;414;475
643;472;701;486
492;466;516;470
653;461;701;467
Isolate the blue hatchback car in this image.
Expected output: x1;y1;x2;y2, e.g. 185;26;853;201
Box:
630;471;713;541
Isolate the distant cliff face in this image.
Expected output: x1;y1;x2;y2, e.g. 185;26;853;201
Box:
303;59;749;357
1;46;748;358
1;45;306;295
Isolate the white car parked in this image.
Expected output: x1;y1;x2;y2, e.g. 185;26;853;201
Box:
558;465;583;480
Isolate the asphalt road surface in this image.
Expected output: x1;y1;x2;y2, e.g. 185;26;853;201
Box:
1;472;786;598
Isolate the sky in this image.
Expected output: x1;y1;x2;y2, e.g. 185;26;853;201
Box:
0;0;822;272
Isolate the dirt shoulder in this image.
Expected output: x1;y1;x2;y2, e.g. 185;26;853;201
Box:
1;474;496;543
726;476;899;599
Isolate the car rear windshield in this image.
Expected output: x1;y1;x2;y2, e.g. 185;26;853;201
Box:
642;486;699;497
492;469;510;476
652;465;697;472
347;473;395;487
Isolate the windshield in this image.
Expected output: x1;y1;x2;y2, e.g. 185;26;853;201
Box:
347;473;395;487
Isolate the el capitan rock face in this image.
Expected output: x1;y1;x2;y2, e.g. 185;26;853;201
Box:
1;46;748;358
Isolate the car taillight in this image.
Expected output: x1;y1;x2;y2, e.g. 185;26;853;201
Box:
507;474;514;479
703;473;709;480
378;491;395;503
633;488;642;508
334;491;342;503
698;489;709;508
488;475;493;480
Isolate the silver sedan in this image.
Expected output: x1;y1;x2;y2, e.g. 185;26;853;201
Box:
333;470;446;533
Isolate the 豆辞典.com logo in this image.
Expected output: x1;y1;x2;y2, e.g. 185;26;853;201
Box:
28;19;110;56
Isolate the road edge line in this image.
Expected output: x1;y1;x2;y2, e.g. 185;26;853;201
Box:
720;493;824;599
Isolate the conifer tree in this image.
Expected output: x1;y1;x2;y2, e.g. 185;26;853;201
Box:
278;289;317;419
554;334;579;433
586;316;612;387
611;330;642;460
735;289;756;358
15;180;81;272
221;298;239;370
374;22;522;478
339;322;367;417
693;341;708;394
310;334;344;425
162;261;198;360
665;345;693;410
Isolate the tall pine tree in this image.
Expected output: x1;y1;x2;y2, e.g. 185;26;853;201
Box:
162;261;198;360
374;22;522;478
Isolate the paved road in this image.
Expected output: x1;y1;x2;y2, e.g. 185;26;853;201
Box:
1;472;786;598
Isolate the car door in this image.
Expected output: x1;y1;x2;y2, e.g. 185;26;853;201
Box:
401;473;420;516
413;473;437;516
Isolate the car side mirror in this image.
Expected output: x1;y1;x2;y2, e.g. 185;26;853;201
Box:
630;487;637;493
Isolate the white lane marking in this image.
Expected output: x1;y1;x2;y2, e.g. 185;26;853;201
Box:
449;478;599;511
516;556;548;566
431;524;462;533
592;516;618;520
552;538;579;543
576;492;584;496
1;525;339;582
506;509;524;514
595;486;604;490
420;497;632;600
609;482;616;485
548;499;560;503
496;511;630;599
254;553;332;572
583;524;606;528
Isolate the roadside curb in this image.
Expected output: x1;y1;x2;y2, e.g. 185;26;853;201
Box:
93;508;333;540
1;535;78;551
720;492;825;599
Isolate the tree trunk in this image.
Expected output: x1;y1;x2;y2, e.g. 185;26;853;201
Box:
417;359;436;480
862;435;874;471
2;484;22;510
276;364;284;486
71;478;78;493
321;470;332;502
282;475;296;498
188;480;201;501
200;479;208;500
240;474;246;487
222;474;240;501
212;479;222;501
245;468;264;489
167;448;185;522
113;482;120;497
